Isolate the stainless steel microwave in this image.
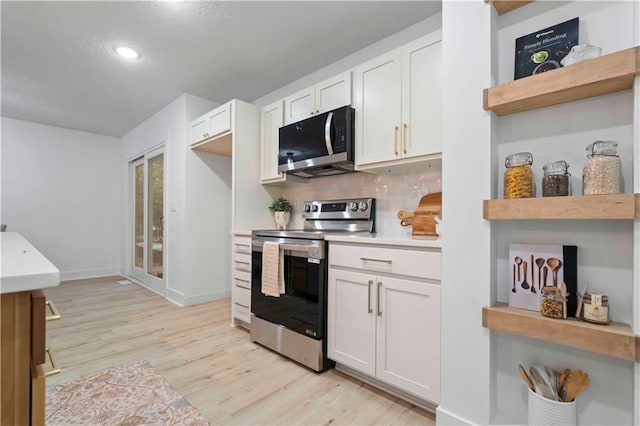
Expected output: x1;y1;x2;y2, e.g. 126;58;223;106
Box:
278;105;354;178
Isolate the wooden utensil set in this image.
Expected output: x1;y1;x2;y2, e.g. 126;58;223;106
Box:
512;255;562;293
519;364;589;402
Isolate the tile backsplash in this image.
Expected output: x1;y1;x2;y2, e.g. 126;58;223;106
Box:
279;162;442;235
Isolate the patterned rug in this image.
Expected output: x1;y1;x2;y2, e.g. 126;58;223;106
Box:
46;360;209;425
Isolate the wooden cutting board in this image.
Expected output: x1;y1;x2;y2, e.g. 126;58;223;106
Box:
397;192;442;236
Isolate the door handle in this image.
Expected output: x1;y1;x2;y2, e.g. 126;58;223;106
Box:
393;125;399;155
324;112;334;155
377;282;382;316
402;123;407;154
367;280;373;314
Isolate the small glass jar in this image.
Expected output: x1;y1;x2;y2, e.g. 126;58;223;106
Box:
540;287;565;319
504;152;534;199
583;141;621;195
542;161;571;197
581;293;610;324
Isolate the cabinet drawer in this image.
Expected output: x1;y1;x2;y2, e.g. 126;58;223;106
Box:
232;296;251;323
232;284;251;307
232;238;252;255
232;270;251;290
330;243;441;280
232;251;251;272
30;290;46;365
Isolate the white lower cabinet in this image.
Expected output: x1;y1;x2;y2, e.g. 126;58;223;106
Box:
231;233;252;327
328;242;441;404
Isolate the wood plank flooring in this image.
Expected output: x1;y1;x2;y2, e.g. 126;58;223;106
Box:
44;277;435;425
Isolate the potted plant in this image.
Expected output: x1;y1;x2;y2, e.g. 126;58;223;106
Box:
269;197;293;230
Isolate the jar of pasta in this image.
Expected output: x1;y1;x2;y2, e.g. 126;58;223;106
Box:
583;141;621;195
504;152;534;199
542;160;570;197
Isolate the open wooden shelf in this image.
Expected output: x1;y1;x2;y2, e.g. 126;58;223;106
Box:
191;132;233;156
483;303;640;362
485;0;535;16
483;193;640;220
483;47;640;116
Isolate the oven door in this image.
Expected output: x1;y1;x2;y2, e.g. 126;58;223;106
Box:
251;236;327;340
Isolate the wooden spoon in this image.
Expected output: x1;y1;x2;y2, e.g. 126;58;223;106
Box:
519;364;535;391
564;370;590;402
515;256;523;281
558;368;571;397
535;258;545;289
547;257;563;287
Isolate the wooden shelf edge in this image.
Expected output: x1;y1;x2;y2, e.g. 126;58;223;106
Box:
191;131;233;156
483;47;640;116
486;0;535;15
483;304;639;362
483;194;640;220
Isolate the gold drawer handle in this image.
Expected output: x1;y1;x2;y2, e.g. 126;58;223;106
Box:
44;347;61;377
46;300;61;321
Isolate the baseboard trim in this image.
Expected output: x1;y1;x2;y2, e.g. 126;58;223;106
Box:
182;289;230;306
436;405;475;426
60;268;122;282
166;288;185;307
335;363;437;414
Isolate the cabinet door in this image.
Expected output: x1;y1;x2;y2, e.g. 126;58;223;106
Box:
402;33;442;159
327;269;376;376
315;71;352;114
260;100;285;182
354;50;402;167
190;115;209;145
283;86;315;125
207;102;232;138
376;276;441;403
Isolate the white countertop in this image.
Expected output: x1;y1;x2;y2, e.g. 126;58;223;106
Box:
325;232;442;248
1;232;60;294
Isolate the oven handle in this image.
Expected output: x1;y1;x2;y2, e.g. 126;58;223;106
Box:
252;239;322;254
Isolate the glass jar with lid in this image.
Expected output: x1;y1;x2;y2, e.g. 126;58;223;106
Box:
542;161;571;197
582;141;621;195
504;152;534;199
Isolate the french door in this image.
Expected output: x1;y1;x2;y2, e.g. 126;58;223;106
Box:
131;147;165;295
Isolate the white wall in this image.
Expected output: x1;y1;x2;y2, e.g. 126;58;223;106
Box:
252;14;443;108
121;93;224;306
1;117;122;280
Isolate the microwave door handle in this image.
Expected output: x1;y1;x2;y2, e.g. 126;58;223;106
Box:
324;112;334;155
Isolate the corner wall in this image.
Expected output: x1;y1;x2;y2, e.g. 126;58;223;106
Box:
0;117;123;280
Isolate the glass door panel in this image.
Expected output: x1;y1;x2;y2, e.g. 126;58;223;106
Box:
147;153;163;279
134;162;144;269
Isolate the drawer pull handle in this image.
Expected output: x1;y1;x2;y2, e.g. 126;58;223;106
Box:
367;280;373;314
360;257;392;264
377;282;382;316
44;347;61;377
46;300;61;321
234;302;249;309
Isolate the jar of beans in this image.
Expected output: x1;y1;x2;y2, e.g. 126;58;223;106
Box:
583;141;621;195
504;152;534;199
542;161;570;197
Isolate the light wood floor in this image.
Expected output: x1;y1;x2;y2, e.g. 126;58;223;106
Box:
44;277;435;425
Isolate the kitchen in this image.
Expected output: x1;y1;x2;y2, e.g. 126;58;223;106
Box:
1;1;639;425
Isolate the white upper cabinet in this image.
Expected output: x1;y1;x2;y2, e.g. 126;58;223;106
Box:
190;101;233;155
355;31;442;170
283;71;352;125
260;100;285;183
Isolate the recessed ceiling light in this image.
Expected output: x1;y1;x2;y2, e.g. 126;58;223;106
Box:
114;45;140;60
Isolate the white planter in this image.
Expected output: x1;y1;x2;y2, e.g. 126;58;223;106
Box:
273;211;291;230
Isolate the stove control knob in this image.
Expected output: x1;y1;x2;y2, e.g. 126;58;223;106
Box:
349;202;358;212
311;204;319;212
359;201;369;211
303;204;311;213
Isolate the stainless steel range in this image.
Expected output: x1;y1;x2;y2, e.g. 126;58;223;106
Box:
250;197;375;372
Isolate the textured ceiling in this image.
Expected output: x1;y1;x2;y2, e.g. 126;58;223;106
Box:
1;1;440;137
